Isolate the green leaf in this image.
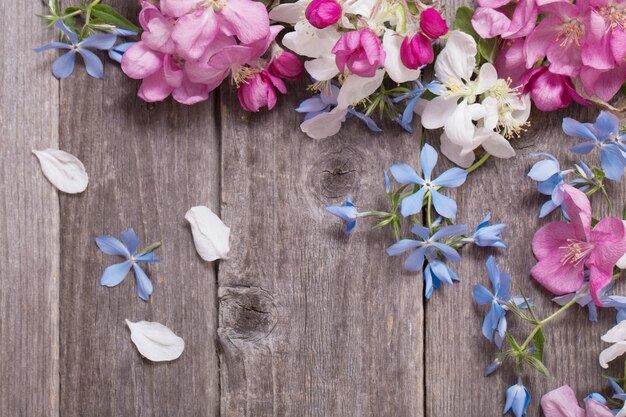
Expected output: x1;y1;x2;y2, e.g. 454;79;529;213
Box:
505;332;520;351
533;328;545;362
453;6;479;42
478;37;498;63
49;0;60;15
525;355;550;377
91;4;141;33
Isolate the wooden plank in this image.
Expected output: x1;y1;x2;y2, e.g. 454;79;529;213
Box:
424;98;625;417
0;3;60;417
219;86;424;416
58;1;220;415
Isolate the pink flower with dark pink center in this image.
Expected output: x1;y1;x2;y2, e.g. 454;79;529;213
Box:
419;8;448;40
520;66;588;111
531;184;626;306
268;49;303;80
400;33;434;70
305;0;342;29
331;29;386;77
237;70;287;112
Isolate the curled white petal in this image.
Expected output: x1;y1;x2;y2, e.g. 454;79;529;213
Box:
126;319;184;362
599;341;626;369
434;30;477;84
300;107;349;139
269;0;307;24
185;206;231;261
33;149;88;194
336;69;385;109
602;320;626;343
382;30;421;84
304;54;339;81
282;22;339;58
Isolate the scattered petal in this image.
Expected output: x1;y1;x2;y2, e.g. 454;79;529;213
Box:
33;149;88;193
126;320;184;362
185;206;231;261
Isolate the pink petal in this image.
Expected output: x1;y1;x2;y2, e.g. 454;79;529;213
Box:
546;40;582;77
171;9;219;61
172;77;210;105
502;0;538;39
138;67;174;102
162;55;183;88
121;42;163;79
496;39;526;88
531;255;585;295
562;184;591;240
589;265;614;306
219;0;270;44
584;399;615;417
471;8;511;38
138;1;162;30
580;64;626;102
610;27;626;63
540;385;585;417
477;0;511;7
142;15;176;55
160;0;199;17
532;221;577;260
524;17;559;68
589;216;626;268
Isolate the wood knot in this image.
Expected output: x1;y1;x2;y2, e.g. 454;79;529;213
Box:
309;150;362;200
218;286;278;344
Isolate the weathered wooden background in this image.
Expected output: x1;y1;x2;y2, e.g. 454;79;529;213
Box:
2;0;624;416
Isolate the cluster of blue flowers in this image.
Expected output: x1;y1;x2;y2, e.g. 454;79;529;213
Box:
326;143;507;299
528;111;625;218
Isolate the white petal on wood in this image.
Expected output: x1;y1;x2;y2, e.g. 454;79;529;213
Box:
185;205;231;261
125;320;184;362
601;320;626;343
32;148;88;194
599;342;626;369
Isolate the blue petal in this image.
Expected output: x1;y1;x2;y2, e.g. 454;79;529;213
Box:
403;247;427;271
424;265;434;299
420;143;438;181
430;261;454;285
410;224;431;240
52;51;76;79
399;94;421;133
108;41;135;63
433;167;467;188
563;117;598;141
536;174;561;195
617;308;626;323
326;205;357;222
569;141;596;154
133;264;153;301
400;187;428;217
539;199;559;218
528;159;560;181
120;228;140;255
296;97;326;113
80;34;117;50
348;109;382;132
482;305;498;341
100;260;132;287
79;49;104;78
485;256;500;290
135;252;160;263
303;107;331;121
386;239;422;256
593;111;619;140
609;377;625;395
383;170;391;192
55;20;79;44
344;220;357;236
430;189;457;219
483;360;500;377
320;84;340;106
475;212;491;231
110;27;138;36
495;314;507;348
588;302;598;321
431;224;467;241
498;272;511;300
474;224;507;248
96;235;130;257
390;163;424;185
432;242;460;261
473;284;495;304
600;145;625;181
33;41;72;52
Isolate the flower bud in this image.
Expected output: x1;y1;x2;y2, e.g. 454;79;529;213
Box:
268;50;304;80
331;29;386;77
420;8;448;39
237;69;287;112
305;0;342;29
400;33;434;70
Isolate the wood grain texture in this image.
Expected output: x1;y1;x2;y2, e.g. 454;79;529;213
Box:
218;85;424;417
0;3;60;416
424;102;626;417
58;2;220;415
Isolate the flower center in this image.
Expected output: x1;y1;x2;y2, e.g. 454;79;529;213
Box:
600;5;626;32
560;238;595;266
232;65;259;86
557;18;585;48
204;0;227;10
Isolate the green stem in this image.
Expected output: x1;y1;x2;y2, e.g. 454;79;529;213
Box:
138;241;162;256
426;191;433;228
62;9;83;18
466;153;491;174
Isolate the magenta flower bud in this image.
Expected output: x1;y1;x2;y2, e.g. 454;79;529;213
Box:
400;33;434;70
305;0;342;29
331;29;386;78
237;70;287;112
419;8;448;40
268;50;304;80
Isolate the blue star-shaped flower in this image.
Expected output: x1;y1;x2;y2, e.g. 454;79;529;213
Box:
325;196;359;236
463;212;507;248
96;228;160;301
390;143;468;218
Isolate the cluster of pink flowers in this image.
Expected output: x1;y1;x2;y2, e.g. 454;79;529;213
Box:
121;0;302;110
473;0;626;111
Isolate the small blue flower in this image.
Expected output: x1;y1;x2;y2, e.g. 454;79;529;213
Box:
296;83;382;132
473;256;513;347
463;212;507;248
383;170;391;193
608;377;626;401
393;81;444;133
390;143;468;218
527;152;569;217
96;228;160;301
34;21;117;79
386;224;467;272
553;281;626;322
484;359;501;377
569;160;596;192
503;381;530;417
423;259;460;299
108;41;136;64
326;196;359;236
563;111;626;181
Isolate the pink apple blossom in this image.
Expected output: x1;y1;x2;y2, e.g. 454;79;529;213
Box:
541;385;614;417
520;66;587;111
305;0;342;29
237;70;287;112
331;29;386;77
268;49;303;80
495;38;526;88
471;0;537;39
400;33;434;70
531;184;626;306
419;8;448;40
